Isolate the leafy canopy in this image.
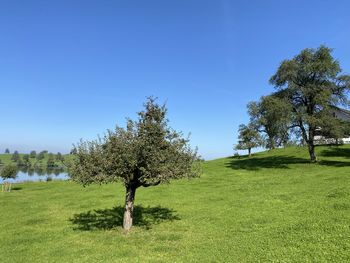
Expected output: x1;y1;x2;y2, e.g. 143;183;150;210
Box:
0;165;17;180
69;97;201;187
235;124;263;152
270;45;350;161
247;95;291;149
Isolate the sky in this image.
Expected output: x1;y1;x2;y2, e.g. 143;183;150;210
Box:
0;0;349;160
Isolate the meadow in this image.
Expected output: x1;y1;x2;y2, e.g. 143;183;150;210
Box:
1;145;350;262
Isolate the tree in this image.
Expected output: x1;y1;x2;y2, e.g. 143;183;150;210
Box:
23;154;30;162
47;154;56;168
56;152;64;162
70;98;201;231
1;165;17;192
319;115;350;145
270;46;350;162
247;95;291;149
5;148;10;154
36;152;45;162
11;151;20;162
30;151;37;158
235;124;263;157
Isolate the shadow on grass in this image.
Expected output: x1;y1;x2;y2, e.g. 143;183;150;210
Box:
226;155;310;170
320;147;350;159
70;205;180;231
11;186;22;191
319;160;350;167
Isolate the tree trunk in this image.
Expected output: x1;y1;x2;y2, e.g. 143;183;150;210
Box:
248;148;251;157
307;142;317;162
307;127;317;162
123;184;137;231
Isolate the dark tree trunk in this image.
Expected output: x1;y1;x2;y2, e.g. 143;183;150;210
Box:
307;127;317;162
268;137;275;150
307;141;317;162
248;148;252;157
123;184;137;231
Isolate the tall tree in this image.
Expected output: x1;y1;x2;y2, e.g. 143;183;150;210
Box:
270;46;350;162
247;95;291;149
70;98;201;231
235;124;263;157
5;148;10;154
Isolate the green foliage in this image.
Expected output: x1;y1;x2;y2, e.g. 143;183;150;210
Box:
36;152;45;162
56;152;64;162
30;151;37;158
47;154;56;168
248;95;291;149
23;154;30;162
5;148;10;154
70;97;201;187
235;124;263;156
11;151;20;162
270;45;350;161
0;165;17;180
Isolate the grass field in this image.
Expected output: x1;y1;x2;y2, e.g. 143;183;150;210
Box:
1;145;350;262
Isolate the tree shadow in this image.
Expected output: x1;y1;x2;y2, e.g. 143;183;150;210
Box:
70;205;180;231
11;186;22;191
318;160;350;167
226;155;311;170
320;147;350;159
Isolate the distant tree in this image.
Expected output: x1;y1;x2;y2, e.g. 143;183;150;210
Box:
23;154;30;162
22;154;30;166
16;156;26;167
30;151;37;158
36;152;45;162
47;154;56;168
70;97;201;231
56;152;64;162
270;45;350;162
5;148;10;154
248;95;291;149
1;165;17;192
11;151;20;162
235;124;263;157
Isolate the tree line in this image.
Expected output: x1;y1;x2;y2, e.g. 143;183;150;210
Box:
1;150;66;169
235;45;350;162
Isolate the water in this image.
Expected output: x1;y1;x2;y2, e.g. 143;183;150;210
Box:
0;167;69;183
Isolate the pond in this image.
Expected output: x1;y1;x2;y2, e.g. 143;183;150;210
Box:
0;167;70;183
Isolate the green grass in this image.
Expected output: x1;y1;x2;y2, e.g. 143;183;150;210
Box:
1;145;350;262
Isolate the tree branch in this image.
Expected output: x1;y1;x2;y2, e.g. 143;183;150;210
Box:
142;181;161;188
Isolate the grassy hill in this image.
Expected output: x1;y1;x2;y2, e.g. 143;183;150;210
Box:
1;145;350;262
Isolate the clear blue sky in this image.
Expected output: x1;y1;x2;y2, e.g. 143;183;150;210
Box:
0;0;349;159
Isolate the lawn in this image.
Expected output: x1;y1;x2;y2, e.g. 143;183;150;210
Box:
1;145;350;262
